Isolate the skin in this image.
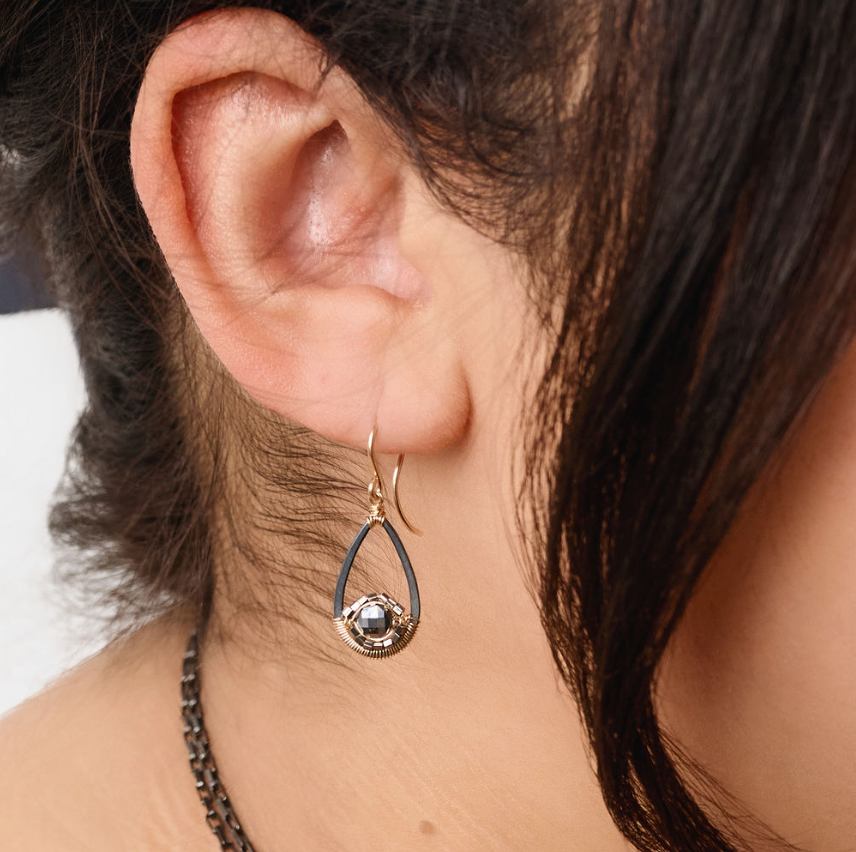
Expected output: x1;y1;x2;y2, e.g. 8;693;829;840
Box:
1;8;854;850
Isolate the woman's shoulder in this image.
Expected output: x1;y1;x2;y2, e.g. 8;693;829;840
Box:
0;649;107;847
0;609;213;851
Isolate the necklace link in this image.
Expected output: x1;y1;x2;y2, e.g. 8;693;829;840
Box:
182;632;258;852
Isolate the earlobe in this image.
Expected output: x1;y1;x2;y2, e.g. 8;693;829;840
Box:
129;8;471;454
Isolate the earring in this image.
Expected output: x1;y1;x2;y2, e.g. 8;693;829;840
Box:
332;426;421;658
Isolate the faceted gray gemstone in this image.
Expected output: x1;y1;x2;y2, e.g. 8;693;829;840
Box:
357;603;391;637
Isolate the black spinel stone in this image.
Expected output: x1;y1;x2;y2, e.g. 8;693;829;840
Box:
357;603;391;637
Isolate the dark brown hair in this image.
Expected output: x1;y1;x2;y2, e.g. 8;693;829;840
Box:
3;2;856;850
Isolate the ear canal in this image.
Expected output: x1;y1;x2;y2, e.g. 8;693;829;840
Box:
279;119;420;298
282;121;350;276
284;121;429;301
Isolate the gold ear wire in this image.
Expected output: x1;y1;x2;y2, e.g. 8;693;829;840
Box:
366;426;383;496
367;425;422;536
392;454;422;536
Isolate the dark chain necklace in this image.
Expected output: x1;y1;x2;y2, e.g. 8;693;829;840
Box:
181;630;258;851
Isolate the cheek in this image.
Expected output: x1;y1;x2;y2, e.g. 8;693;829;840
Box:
657;339;856;848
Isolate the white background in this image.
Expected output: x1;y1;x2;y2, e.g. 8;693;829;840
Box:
0;309;104;718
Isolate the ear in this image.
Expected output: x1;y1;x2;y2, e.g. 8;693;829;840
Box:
129;7;471;453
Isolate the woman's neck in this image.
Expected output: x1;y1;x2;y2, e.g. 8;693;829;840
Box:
187;376;630;849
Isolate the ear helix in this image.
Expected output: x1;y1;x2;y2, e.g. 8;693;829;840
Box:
332;426;421;658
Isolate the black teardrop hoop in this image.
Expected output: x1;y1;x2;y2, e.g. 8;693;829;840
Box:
332;427;421;658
